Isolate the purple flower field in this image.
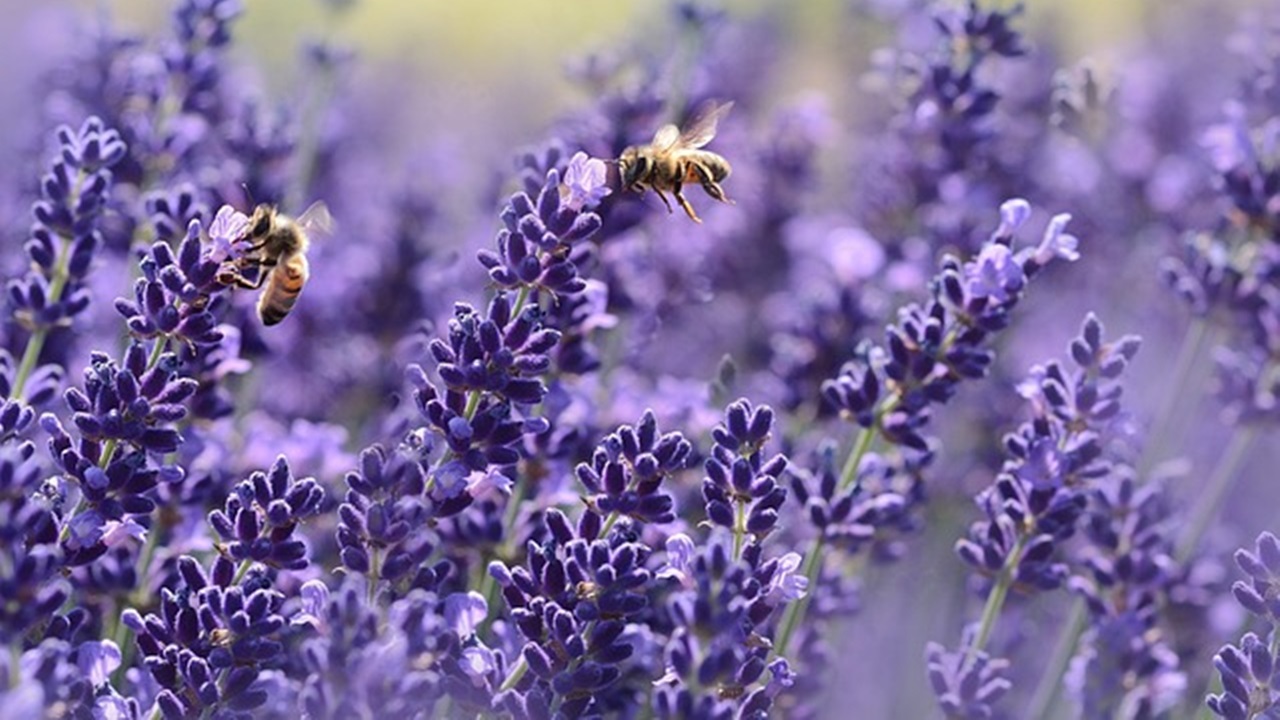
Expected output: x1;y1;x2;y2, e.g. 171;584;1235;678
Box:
2;1;1279;718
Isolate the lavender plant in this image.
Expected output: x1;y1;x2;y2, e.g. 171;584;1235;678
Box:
1;0;1278;718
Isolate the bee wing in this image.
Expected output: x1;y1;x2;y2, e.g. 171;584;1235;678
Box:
295;201;334;237
651;123;681;152
678;100;733;149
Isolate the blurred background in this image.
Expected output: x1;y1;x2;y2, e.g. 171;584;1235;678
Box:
2;0;1278;717
0;0;1233;198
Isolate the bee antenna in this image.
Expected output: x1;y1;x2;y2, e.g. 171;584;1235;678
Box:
240;182;256;208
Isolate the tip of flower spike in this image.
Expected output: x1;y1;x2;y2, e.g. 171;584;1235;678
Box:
207;205;250;263
560;151;612;211
997;199;1032;235
1032;213;1080;264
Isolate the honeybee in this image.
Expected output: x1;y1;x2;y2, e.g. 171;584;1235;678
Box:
618;99;734;223
218;201;332;326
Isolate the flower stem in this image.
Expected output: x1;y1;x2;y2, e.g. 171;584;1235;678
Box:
1136;316;1209;482
968;536;1025;663
599;509;621;538
773;535;824;658
510;285;533;319
463;389;482;421
499;654;528;692
57;437;120;544
732;497;747;562
367;548;381;605
111;519;164;688
775;424;877;658
1023;599;1087;719
477;475;528;634
838;425;877;491
549;620;597;714
11;236;75;401
148;336;169;370
1174;426;1257;564
8;644;19;687
232;559;253;585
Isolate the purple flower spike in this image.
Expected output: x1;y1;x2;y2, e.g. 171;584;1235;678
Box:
76;640;121;687
444;591;488;640
477;162;604;300
657;533;697;588
125;555;283;719
703;398;788;541
9;118;124;371
116;227;230;348
926;638;1013;719
993;198;1032;238
575;409;691;526
206;455;324;570
560;152;612;211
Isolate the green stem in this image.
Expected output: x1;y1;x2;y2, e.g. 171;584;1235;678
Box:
100;438;120;468
775;424;877;658
599;510;621;538
147;336;169;370
477;476;528;633
367;548;381;605
57;438;120;544
731;497;747;562
510;285;533;320
773;535;824;658
111;522;163;688
968;536;1025;661
1174;426;1256;564
13;166;90;399
12;329;51;402
232;559;253;586
192;562;254;720
549;620;597;714
107;339;173;689
499;655;528;692
463;390;482;421
108;611;133;687
8;643;19;687
1136;317;1209;482
1023;600;1087;719
838;425;877;491
11;239;76;401
423;390;483;495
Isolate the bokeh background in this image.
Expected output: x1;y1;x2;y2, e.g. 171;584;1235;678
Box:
2;0;1278;717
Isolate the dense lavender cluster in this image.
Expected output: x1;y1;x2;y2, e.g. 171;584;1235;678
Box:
0;0;1278;718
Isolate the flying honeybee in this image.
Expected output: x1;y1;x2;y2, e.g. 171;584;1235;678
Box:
618;99;734;223
218;201;332;326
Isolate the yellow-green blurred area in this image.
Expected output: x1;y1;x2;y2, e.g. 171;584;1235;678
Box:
86;0;1259;83
48;0;1261;118
17;0;1251;210
8;0;1261;176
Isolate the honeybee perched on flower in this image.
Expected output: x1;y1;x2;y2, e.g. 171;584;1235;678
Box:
617;99;734;223
216;201;332;326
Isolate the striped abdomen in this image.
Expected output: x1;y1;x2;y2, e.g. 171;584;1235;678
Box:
257;252;309;326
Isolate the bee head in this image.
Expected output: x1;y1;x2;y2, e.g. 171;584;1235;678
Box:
618;148;648;190
249;204;275;237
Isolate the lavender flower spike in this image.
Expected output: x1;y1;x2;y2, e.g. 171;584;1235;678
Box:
560;151;611;211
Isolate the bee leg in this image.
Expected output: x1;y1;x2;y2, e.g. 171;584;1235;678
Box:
673;183;702;224
217;266;270;290
651;188;675;214
692;165;734;205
